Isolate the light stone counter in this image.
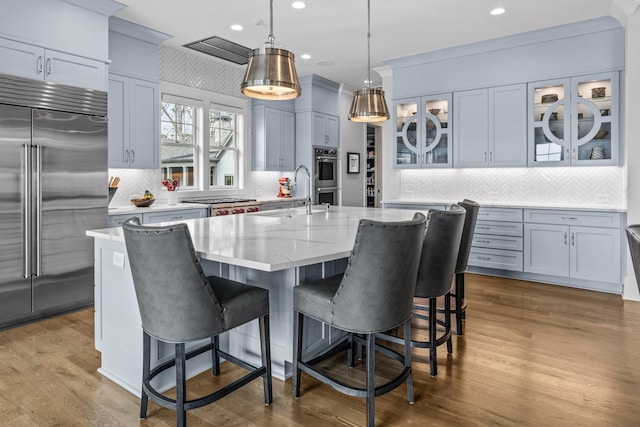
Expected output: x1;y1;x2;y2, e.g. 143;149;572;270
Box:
87;206;427;394
90;206;426;272
382;199;627;213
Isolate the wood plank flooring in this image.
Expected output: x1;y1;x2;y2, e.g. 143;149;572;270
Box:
1;274;639;426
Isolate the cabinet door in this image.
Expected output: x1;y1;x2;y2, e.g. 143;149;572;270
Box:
44;49;106;91
107;75;129;168
570;226;621;284
524;223;570;277
325;114;339;148
128;79;159;168
264;108;282;170
280;110;296;170
423;94;451;167
313;113;327;145
394;99;421;168
489;84;527;167
454;89;488;168
528;79;571;166
0;37;43;80
571;73;619;165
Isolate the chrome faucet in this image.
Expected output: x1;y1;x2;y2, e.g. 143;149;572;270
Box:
293;164;312;214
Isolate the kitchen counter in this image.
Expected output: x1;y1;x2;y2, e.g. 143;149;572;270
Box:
91;206;424;272
108;196;306;216
87;206;426;393
382;199;627;213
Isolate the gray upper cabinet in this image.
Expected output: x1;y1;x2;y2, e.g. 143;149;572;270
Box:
528;72;619;166
107;18;170;169
312;112;339;148
0;37;106;90
252;105;295;171
108;75;159;168
394;94;452;168
454;84;527;168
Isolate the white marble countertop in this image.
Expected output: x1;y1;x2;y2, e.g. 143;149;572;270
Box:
381;199;627;213
88;206;427;272
108;196;306;216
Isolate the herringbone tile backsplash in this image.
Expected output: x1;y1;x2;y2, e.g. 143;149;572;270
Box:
399;166;625;208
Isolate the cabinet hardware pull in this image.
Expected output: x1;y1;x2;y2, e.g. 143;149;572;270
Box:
45;58;51;76
23;144;30;278
572;148;576;160
484;152;487;162
561;216;578;220
478;256;491;261
125;149;129;163
564;232;568;245
36;56;43;74
478;226;490;230
35;145;42;277
571;233;575;246
565;147;570;159
490;151;493;162
131;150;135;163
170;216;183;220
477;239;490;244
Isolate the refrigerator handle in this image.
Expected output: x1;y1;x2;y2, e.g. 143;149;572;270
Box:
35;145;42;277
23;144;31;278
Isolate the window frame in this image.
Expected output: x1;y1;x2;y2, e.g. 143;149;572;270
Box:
159;81;248;192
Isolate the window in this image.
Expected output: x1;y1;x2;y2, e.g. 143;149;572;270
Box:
160;84;245;190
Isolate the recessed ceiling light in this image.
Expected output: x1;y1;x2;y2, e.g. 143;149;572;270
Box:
301;54;311;60
230;24;243;31
317;60;335;67
490;7;506;16
292;1;306;9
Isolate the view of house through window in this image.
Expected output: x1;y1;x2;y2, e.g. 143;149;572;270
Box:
160;89;241;190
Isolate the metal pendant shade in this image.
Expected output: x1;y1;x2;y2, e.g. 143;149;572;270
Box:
348;0;390;122
241;0;300;100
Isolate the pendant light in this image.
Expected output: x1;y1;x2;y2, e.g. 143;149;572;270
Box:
348;0;390;122
241;0;301;100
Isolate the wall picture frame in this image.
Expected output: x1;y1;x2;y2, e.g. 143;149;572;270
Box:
347;152;360;174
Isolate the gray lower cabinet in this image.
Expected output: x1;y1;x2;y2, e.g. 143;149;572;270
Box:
108;208;208;227
468;208;524;272
523;209;622;291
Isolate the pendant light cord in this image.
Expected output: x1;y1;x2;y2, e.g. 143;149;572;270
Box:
268;0;275;47
367;0;372;89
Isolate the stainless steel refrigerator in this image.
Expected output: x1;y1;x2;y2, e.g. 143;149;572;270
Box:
0;74;108;328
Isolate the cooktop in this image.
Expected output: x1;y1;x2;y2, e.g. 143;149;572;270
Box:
181;197;257;205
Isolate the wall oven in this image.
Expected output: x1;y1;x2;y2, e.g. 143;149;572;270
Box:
315;187;337;206
314;147;337;189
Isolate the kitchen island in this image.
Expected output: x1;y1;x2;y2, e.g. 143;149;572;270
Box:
87;206;426;395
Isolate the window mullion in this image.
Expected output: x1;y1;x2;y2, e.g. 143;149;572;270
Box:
198;102;210;190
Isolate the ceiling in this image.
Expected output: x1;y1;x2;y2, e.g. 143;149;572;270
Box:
113;0;616;90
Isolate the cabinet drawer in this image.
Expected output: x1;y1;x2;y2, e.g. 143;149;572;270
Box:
476;207;523;222
472;234;523;251
524;209;621;228
468;247;523;271
108;214;137;228
474;220;523;237
143;209;207;224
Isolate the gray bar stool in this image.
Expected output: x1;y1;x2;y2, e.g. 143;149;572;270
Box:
451;199;480;335
379;205;466;377
292;213;427;427
122;217;272;427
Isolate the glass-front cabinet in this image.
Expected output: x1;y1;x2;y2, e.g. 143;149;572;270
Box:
394;94;452;168
528;72;619;166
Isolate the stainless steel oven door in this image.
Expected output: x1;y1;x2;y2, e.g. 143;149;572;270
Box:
314;154;337;188
315;187;337;206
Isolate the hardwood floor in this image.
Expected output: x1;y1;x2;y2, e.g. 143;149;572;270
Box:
1;274;639;426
